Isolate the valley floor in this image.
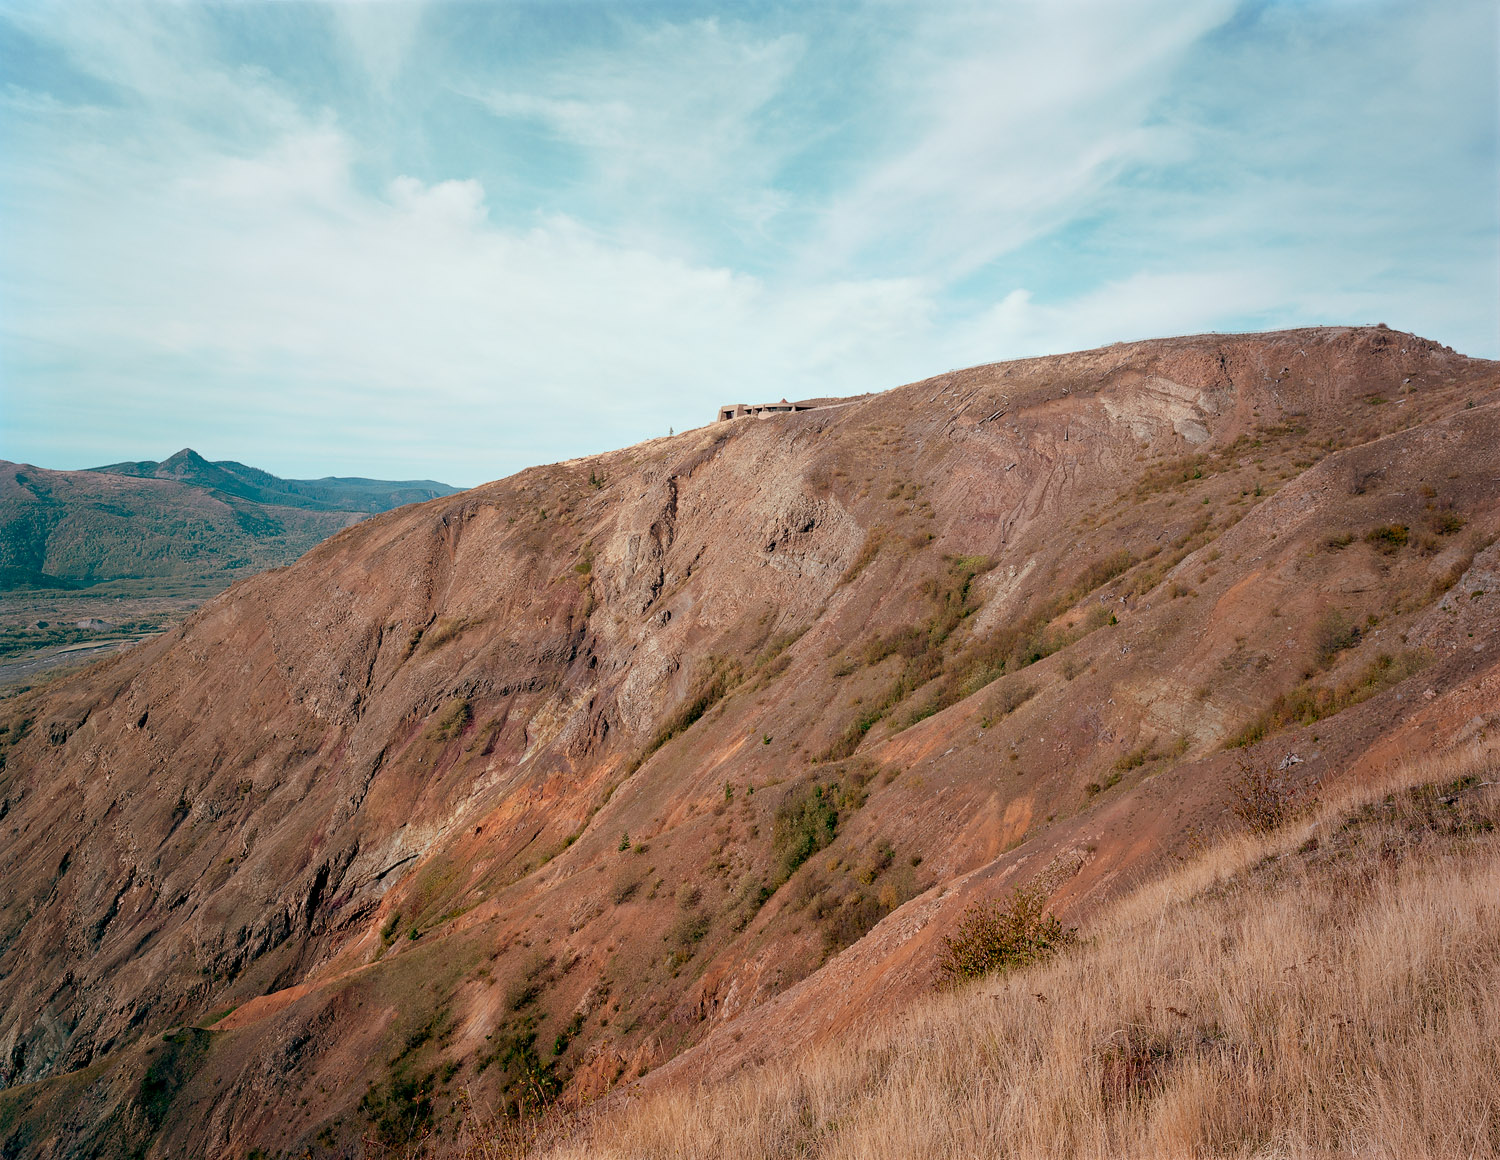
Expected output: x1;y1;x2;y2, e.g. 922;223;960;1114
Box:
0;590;201;694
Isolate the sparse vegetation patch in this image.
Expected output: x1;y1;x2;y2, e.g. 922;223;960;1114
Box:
426;697;472;742
770;764;877;887
421;615;477;653
632;655;743;771
1227;649;1431;748
1364;523;1409;554
552;748;1500;1160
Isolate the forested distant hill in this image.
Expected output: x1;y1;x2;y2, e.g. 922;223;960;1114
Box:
92;447;458;513
0;452;458;593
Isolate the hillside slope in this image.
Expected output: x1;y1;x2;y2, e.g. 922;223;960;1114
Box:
0;326;1496;1158
547;740;1500;1160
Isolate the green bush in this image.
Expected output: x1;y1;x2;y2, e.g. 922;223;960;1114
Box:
772;783;839;883
937;884;1075;985
361;1070;436;1146
427;697;471;741
1364;524;1408;554
475;1014;559;1114
667;910;710;951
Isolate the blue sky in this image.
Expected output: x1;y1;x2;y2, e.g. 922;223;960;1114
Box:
1;1;1495;488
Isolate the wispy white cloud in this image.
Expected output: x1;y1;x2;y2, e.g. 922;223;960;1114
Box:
465;18;806;240
958;270;1282;362
0;0;1493;487
809;1;1238;279
334;3;425;93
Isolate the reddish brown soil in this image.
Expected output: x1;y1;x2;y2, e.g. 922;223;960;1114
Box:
0;326;1496;1158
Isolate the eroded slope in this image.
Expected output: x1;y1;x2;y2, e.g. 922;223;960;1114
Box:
0;326;1496;1158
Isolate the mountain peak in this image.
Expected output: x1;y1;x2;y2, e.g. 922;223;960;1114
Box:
155;448;211;475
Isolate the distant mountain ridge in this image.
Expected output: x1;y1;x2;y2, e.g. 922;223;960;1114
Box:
91;447;458;513
0;452;460;593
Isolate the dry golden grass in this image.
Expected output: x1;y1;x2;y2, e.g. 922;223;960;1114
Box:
536;739;1500;1160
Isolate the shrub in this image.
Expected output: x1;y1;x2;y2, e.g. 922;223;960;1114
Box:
552;1012;585;1057
667;911;710;951
1113;742;1160;774
505;977;542;1013
1069;549;1134;597
1313;609;1361;667
476;1015;559;1114
361;1070;436;1146
989;680;1037;719
611;869;645;905
1430;510;1465;535
937;884;1075;985
771;784;839;883
818;889;888;957
796;844;920;960
724;875;773;931
1229;761;1313;833
427;697;471;742
1364;524;1408;554
1086;772;1123;797
856;840;895;885
769;766;876;885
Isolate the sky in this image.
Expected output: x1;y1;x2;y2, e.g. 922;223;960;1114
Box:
1;1;1495;488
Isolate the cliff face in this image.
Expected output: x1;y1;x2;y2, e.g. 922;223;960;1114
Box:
1;327;1497;1157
